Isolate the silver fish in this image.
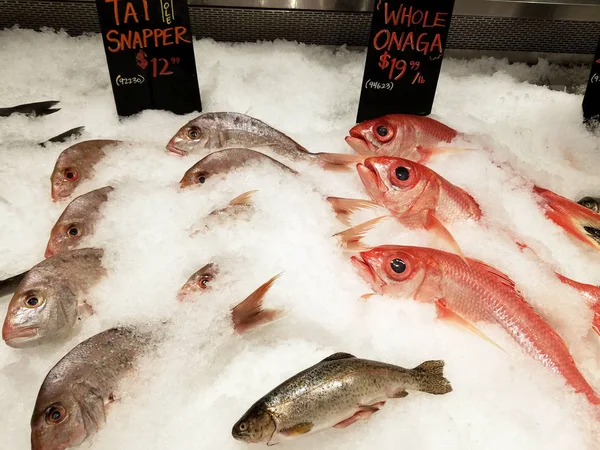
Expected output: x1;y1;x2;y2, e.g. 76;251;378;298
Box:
30;326;154;450
232;353;452;445
2;248;106;348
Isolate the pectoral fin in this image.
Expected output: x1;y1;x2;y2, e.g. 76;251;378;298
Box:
280;422;313;436
435;299;504;351
326;197;386;226
334;216;391;252
422;211;467;264
416;145;472;164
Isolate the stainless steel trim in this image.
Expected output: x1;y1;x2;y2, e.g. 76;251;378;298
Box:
48;0;600;21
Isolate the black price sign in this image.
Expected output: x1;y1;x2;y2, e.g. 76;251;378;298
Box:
95;0;202;117
356;0;455;123
583;38;600;123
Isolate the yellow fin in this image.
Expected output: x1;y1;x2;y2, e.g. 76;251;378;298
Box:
229;190;258;206
280;422;313;436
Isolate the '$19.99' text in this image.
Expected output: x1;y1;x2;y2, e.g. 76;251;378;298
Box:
378;52;423;83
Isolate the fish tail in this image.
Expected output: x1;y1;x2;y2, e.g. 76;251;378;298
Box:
39;126;85;146
316;152;365;172
229;190;258;206
411;360;453;395
333;216;390;251
326;197;385;226
231;273;283;334
0;100;60;117
0;271;28;298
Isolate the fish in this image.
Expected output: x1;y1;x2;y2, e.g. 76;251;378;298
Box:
190;191;257;237
330;156;481;257
0;100;60;117
230;273;283;334
350;244;600;405
232;352;452;445
345;114;464;163
39;126;85;147
534;186;600;252
177;263;219;302
0;271;28;298
555;273;600;336
30;326;154;450
50;140;122;201
2;248;106;348
167;112;363;171
578;196;600;214
45;186;114;258
179;148;297;189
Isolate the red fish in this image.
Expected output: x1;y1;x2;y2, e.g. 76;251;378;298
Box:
555;273;600;335
346;114;462;163
351;244;600;405
329;156;481;256
534;186;600;252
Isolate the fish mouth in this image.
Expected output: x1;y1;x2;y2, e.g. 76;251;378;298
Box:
350;254;385;294
166;140;187;156
179;177;193;189
2;325;39;347
44;245;56;258
345;136;374;156
356;160;386;200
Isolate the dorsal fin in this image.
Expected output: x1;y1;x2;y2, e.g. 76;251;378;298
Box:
467;258;517;290
321;352;356;362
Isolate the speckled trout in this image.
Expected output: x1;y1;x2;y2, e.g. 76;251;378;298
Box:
232;352;452;445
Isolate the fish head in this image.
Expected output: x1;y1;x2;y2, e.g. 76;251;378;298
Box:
357;156;426;211
232;408;277;444
351;245;427;297
2;277;77;347
50;141;111;202
346;115;414;157
177;263;219;302
167;114;224;156
30;395;90;450
578;196;600;214
45;219;85;257
179;150;236;189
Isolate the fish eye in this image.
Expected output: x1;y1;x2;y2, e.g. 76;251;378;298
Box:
239;422;247;431
67;226;80;238
45;404;67;425
390;258;406;273
376;126;388;137
197;175;206;184
199;276;211;289
63;168;78;181
187;127;201;140
395;166;410;181
24;294;43;308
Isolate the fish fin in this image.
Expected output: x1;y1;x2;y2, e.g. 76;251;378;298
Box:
534;185;600;251
360;293;376;300
467;260;517;291
422;211;468;264
0;271;28;298
228;190;258;206
39;126;85;146
411;359;453;395
416;145;471;164
390;389;408;398
592;301;600;337
321;352;356;362
231;273;283;334
280;422;313;436
435;299;504;352
326;197;385;226
333;407;381;429
78;301;95;318
317;152;366;172
334;216;391;251
0;100;60;117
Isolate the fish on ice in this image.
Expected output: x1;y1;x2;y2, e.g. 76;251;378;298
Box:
45;186;114;257
177;263;219;302
189;191;258;236
534;186;600;252
345;114;465;163
2;248;106;348
232;352;452;445
50;140;122;201
179;148;297;189
350;244;600;405
167;112;363;171
30;326;155;450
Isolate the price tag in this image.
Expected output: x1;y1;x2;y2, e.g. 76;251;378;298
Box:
356;0;455;123
583;38;600;123
95;0;202;117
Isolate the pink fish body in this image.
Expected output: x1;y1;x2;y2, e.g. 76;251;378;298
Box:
351;245;600;405
346;114;459;163
357;156;481;223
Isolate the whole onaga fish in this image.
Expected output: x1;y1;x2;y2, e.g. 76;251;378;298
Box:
2;248;106;348
50;140;121;201
351;245;600;405
45;186;114;257
329;156;481;256
534;186;600;252
167;112;363;171
232;352;451;445
346;114;463;163
30;326;154;450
